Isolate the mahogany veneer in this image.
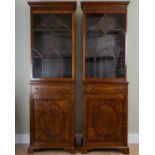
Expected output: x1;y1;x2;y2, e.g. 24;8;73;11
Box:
28;1;76;154
81;1;129;154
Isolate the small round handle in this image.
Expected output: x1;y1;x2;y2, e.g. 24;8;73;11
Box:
90;87;97;92
36;87;39;91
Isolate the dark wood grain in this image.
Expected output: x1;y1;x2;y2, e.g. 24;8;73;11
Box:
28;1;76;12
28;82;75;154
81;1;129;154
28;1;76;154
81;1;129;13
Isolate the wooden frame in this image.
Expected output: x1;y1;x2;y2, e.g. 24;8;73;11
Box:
82;1;129;81
28;1;76;154
29;1;76;82
81;1;129;154
81;1;129;13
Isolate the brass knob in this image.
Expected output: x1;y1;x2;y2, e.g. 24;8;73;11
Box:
90;87;96;92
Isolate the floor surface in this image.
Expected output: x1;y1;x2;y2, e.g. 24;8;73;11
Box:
15;144;139;155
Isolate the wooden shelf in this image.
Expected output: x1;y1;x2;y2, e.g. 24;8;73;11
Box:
33;56;72;59
33;28;71;31
87;28;124;35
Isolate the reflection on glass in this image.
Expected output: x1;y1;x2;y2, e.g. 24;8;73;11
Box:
32;14;72;78
85;13;125;78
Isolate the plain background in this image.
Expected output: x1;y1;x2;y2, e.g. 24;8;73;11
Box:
15;0;139;135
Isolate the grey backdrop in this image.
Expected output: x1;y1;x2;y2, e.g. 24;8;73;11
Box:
15;0;139;134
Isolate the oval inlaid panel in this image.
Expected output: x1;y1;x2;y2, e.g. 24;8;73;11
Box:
39;104;64;137
94;104;118;136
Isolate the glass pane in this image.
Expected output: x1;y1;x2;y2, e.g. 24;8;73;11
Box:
32;14;72;78
85;13;125;78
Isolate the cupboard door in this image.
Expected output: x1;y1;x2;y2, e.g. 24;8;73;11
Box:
33;95;73;143
85;95;126;144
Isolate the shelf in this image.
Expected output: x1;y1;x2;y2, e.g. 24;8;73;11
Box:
33;28;71;32
33;56;72;59
86;56;115;59
33;28;72;37
87;28;124;35
87;28;124;31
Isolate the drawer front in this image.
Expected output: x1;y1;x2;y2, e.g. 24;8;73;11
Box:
31;84;74;94
84;84;126;94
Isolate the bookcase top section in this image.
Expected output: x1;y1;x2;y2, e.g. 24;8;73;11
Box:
81;1;129;13
28;1;76;11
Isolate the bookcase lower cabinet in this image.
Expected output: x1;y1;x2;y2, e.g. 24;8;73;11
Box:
28;82;75;154
82;82;129;154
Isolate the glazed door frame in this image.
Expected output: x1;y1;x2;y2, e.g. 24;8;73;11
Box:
30;9;75;82
82;10;128;81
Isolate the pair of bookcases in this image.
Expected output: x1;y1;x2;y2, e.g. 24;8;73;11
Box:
28;1;129;154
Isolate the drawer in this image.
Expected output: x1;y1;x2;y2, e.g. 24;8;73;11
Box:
31;84;74;94
84;84;126;94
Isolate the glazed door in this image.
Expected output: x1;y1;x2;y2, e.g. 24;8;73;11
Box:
85;94;126;145
32;13;73;78
32;94;73;143
85;13;126;79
